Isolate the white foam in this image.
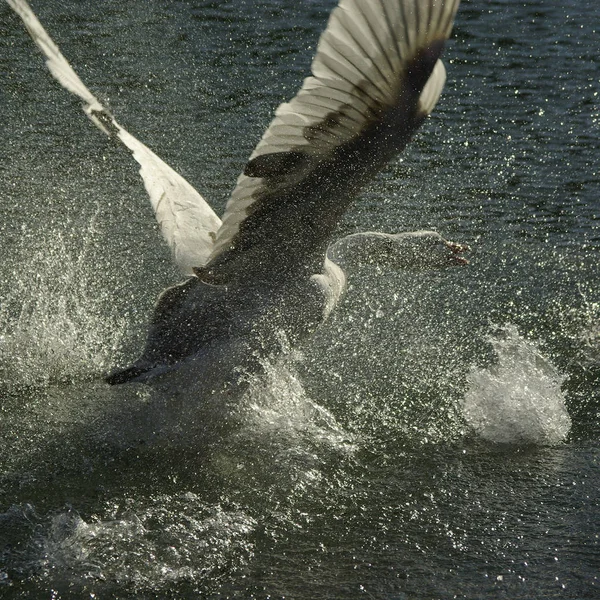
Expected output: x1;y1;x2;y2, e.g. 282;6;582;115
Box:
462;324;571;445
241;354;355;455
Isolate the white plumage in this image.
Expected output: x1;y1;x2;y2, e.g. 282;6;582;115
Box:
6;0;221;275
210;0;459;272
8;0;465;385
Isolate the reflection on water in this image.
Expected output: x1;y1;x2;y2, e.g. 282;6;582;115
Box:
1;0;599;598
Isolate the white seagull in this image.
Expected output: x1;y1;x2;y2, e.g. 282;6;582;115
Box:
8;0;465;386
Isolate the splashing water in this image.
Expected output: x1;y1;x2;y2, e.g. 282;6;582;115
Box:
243;353;353;452
0;213;129;387
574;289;600;366
225;354;356;496
34;494;257;592
462;324;571;445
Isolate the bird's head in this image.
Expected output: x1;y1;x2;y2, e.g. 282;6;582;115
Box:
329;230;469;271
380;230;469;269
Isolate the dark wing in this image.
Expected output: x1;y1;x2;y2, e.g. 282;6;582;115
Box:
200;0;460;284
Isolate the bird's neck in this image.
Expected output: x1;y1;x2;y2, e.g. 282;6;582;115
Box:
326;231;439;271
326;232;392;270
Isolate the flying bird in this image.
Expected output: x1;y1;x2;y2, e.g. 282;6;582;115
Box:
7;0;465;386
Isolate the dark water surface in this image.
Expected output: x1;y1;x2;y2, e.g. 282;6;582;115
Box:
1;0;599;598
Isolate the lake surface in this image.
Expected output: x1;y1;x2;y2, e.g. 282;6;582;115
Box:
1;0;599;598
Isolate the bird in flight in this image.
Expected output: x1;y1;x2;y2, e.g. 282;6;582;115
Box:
7;0;465;387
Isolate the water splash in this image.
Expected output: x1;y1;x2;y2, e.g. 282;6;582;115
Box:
462;324;571;445
0;213;129;387
37;494;256;592
573;289;600;366
243;353;353;452
221;354;356;497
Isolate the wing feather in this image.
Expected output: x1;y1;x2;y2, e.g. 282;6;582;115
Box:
207;0;460;277
7;0;221;275
417;58;446;116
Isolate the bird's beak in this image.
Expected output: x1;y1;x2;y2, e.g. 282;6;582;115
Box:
446;241;470;265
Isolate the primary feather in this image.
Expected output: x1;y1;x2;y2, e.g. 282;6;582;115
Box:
204;0;460;284
6;0;221;275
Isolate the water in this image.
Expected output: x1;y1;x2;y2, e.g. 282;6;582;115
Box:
462;324;571;446
1;0;599;597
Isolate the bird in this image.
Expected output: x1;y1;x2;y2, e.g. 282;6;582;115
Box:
7;0;465;387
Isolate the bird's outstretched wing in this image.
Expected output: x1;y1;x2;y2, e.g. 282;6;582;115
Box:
7;0;221;275
202;0;460;284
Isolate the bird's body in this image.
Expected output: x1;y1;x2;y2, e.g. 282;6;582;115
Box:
7;0;465;388
108;230;466;384
106;273;327;384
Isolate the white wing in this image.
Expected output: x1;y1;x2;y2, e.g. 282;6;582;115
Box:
7;0;221;275
202;0;460;283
